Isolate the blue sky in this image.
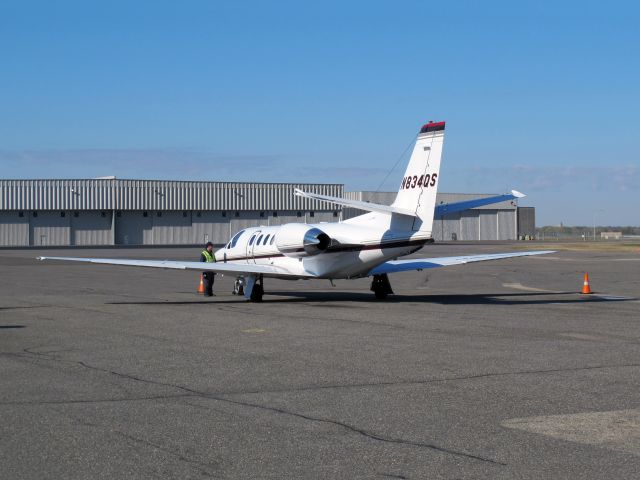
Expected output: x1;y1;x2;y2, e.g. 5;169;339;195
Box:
1;1;638;226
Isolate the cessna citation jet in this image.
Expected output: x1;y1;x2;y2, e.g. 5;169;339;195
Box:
39;121;552;301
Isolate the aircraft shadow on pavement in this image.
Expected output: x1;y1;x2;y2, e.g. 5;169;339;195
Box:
105;291;633;306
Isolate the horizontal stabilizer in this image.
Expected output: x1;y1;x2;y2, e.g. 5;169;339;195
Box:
294;189;415;216
434;190;525;217
37;256;314;278
369;250;554;275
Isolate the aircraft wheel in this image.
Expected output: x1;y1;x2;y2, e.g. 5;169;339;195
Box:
249;284;263;302
374;289;388;300
370;274;393;300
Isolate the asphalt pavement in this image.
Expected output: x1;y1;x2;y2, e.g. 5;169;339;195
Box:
1;244;639;479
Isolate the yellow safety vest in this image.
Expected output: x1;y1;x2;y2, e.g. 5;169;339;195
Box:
201;250;215;263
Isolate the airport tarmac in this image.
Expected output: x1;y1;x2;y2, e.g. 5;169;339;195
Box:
1;244;639;479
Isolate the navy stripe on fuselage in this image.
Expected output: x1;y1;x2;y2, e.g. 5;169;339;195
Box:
222;238;429;262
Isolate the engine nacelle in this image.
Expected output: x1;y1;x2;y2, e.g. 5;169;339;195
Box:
275;223;331;258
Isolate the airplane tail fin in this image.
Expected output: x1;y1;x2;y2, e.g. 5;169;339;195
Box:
391;121;445;232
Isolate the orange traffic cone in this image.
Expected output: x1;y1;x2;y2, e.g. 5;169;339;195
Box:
197;275;205;294
581;272;592;294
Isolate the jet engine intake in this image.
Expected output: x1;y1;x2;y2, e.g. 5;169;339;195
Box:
275;223;331;258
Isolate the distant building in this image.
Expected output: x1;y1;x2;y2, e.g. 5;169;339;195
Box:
600;231;622;240
0;179;533;246
343;191;530;241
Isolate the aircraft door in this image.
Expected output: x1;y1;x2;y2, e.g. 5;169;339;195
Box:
245;230;261;263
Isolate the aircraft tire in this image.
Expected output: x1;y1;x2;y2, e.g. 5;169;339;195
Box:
249;284;263;302
374;290;388;300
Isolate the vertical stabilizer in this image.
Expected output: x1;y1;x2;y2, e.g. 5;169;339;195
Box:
391;121;445;232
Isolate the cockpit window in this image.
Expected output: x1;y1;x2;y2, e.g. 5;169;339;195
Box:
229;229;245;248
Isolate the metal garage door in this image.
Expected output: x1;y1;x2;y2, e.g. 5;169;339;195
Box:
29;211;71;246
115;211;152;245
71;211;112;246
498;211;516;240
479;211;498;240
0;211;29;246
192;211;230;245
460;211;480;241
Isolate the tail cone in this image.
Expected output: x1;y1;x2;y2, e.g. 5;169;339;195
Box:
197;275;205;294
581;272;592;295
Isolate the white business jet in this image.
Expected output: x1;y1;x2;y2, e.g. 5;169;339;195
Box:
39;121;552;301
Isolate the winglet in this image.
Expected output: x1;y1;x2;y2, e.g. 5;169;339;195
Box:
511;190;526;198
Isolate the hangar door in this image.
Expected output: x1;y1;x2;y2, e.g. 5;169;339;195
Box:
71;211;112;246
115;211;153;245
29;211;71;246
0;212;29;246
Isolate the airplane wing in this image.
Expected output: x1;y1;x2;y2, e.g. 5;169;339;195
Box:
368;250;554;275
434;190;525;217
37;256;314;278
294;189;415;216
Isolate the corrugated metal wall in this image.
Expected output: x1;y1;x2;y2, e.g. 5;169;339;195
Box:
0;179;343;211
517;207;536;236
0;212;29;246
344;192;520;241
71;211;112;246
29;211;70;246
0;181;526;245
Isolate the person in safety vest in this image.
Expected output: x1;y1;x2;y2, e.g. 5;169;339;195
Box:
200;242;217;296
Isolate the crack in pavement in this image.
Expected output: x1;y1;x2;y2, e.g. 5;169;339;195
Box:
9;348;506;466
0;393;195;406
202;362;640;397
69;415;221;479
12;348;640;466
112;430;222;479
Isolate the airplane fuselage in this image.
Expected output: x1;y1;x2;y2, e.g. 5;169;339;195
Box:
215;220;430;279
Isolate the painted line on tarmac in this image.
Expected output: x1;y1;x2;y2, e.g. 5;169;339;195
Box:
502;283;553;293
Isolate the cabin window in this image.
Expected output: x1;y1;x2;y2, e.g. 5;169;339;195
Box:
230;229;245;248
249;235;257;246
263;234;270;245
270;235;276;245
257;234;264;245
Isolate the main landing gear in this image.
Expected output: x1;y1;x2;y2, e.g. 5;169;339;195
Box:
236;275;264;302
371;273;394;300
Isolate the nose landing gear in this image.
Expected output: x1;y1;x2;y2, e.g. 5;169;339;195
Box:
232;277;245;296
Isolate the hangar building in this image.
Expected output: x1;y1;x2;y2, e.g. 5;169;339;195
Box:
0;179;533;246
